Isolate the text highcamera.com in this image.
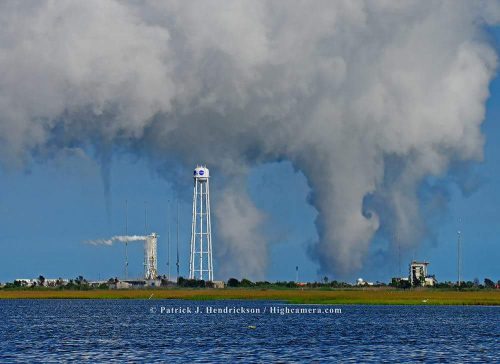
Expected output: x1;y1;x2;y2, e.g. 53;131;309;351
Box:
151;306;342;315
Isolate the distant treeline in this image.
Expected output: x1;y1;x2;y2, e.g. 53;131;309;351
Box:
179;276;499;289
1;276;106;290
225;278;353;289
221;277;499;290
1;275;498;290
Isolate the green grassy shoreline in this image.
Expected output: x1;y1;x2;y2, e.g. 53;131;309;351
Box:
1;288;499;305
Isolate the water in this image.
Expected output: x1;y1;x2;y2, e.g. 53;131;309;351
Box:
0;300;498;363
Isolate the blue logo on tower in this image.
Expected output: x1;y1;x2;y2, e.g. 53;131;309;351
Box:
199;170;204;176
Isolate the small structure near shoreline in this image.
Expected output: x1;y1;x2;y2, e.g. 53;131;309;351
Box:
356;278;374;286
209;280;225;289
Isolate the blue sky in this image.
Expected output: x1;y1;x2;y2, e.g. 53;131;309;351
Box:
0;28;499;284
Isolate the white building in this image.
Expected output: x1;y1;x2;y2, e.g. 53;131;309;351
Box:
14;278;68;287
356;278;374;286
409;261;436;286
424;276;437;286
14;279;37;287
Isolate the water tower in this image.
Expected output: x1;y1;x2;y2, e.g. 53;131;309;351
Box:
189;165;214;281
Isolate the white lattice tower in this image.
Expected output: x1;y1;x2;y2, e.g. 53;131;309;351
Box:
189;165;213;281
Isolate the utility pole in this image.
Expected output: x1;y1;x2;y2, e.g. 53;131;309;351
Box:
295;266;299;283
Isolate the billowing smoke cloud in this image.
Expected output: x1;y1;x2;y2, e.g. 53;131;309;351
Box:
214;183;267;279
87;235;148;246
0;1;499;278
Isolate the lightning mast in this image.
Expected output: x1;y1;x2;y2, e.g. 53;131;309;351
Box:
125;199;129;279
176;199;180;278
457;229;461;287
167;200;171;281
396;234;401;277
144;201;148;233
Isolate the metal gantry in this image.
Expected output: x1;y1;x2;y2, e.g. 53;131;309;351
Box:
144;233;158;280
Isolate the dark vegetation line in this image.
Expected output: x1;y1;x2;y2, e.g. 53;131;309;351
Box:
1;275;498;291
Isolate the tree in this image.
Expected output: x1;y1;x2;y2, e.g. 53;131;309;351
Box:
390;278;411;289
38;275;46;286
240;278;254;287
227;278;240;287
484;278;495;288
255;281;271;287
177;276;186;286
323;276;329;284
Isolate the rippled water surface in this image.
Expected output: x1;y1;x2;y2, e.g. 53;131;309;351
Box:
0;300;498;363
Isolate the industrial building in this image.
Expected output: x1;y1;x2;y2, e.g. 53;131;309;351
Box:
409;261;436;287
14;278;69;287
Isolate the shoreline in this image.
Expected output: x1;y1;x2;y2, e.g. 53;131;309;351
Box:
1;288;499;305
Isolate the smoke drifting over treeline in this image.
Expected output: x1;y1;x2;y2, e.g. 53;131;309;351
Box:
0;1;499;279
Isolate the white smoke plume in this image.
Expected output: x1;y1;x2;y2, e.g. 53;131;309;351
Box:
86;235;148;246
1;1;499;278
